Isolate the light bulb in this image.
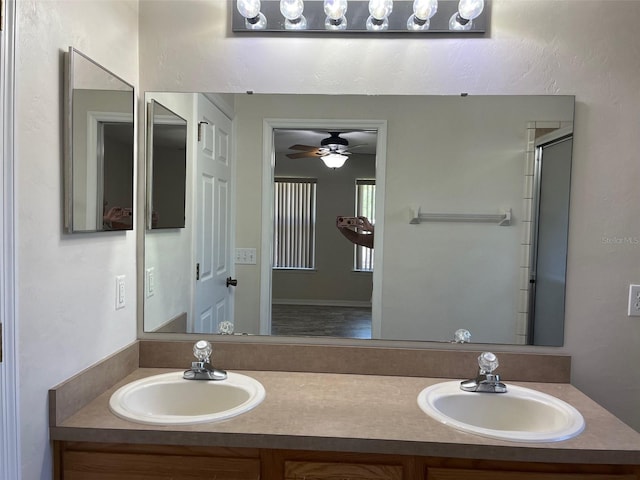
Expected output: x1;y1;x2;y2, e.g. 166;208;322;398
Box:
367;15;389;30
368;0;393;20
237;0;261;19
325;15;347;30
324;0;347;20
280;0;304;20
285;15;307;29
245;12;267;29
458;0;484;20
407;14;429;31
449;11;471;30
413;0;437;20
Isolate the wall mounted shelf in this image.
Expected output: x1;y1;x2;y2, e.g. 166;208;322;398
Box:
410;207;511;226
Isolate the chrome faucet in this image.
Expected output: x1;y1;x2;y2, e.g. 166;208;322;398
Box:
183;340;227;381
460;352;507;393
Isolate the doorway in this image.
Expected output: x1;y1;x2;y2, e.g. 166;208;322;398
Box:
528;128;573;345
259;119;387;338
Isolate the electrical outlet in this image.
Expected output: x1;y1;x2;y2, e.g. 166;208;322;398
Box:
628;284;640;316
116;275;126;310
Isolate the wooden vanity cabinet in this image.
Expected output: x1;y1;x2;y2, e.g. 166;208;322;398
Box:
53;442;640;480
54;443;261;480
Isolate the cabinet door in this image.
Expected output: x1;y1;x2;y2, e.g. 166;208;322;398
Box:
63;451;260;480
427;468;637;480
285;460;403;480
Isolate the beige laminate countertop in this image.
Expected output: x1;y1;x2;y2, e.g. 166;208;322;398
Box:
50;368;640;465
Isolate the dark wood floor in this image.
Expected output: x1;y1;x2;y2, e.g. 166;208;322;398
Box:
271;304;372;339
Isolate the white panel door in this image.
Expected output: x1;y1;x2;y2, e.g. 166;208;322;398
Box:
194;96;234;334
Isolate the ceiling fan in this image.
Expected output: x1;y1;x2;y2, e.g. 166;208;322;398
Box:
286;131;358;159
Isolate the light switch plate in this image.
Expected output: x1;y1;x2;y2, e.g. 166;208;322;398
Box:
116;275;126;310
235;248;257;265
146;267;155;298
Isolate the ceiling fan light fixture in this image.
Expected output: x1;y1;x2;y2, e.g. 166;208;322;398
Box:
321;153;349;169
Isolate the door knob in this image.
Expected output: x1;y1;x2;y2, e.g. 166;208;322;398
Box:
226;277;238;287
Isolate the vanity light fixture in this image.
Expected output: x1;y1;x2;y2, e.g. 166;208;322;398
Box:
321;153;349;169
232;0;488;35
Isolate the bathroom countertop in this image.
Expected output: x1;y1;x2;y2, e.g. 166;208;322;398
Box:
50;368;640;465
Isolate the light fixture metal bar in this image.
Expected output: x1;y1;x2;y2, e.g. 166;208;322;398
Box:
232;0;488;34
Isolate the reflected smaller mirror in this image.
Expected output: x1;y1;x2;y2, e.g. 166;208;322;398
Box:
64;47;135;233
146;100;188;229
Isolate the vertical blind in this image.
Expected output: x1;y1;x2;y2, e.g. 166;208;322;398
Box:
355;179;376;271
273;178;317;269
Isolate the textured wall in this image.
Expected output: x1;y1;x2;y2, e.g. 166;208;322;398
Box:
138;0;640;431
16;1;139;478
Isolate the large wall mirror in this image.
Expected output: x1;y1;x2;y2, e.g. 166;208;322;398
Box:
142;92;574;347
64;47;135;233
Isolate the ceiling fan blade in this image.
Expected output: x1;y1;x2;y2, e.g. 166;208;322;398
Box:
286;150;322;159
288;144;318;152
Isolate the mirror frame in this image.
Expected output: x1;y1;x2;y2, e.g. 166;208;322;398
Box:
64;46;135;234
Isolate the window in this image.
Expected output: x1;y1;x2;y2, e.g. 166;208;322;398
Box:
273;178;317;269
355;179;375;271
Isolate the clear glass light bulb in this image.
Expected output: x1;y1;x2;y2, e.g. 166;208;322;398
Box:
324;0;348;20
325;15;347;30
448;11;471;30
285;15;307;29
280;0;304;20
245;12;267;29
413;0;437;20
368;0;393;20
458;0;484;20
237;0;261;19
366;15;389;30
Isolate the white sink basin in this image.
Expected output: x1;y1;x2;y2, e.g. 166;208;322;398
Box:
417;381;585;443
109;371;265;425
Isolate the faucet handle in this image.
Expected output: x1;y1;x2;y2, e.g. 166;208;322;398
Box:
478;352;499;374
193;340;213;363
453;328;471;343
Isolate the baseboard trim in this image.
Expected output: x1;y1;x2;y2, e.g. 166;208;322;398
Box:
272;299;372;308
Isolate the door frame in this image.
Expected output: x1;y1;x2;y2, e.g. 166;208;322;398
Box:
0;0;20;477
259;118;388;337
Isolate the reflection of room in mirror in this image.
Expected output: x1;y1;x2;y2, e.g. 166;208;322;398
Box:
141;93;575;348
65;47;134;233
270;127;377;339
147;100;188;229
